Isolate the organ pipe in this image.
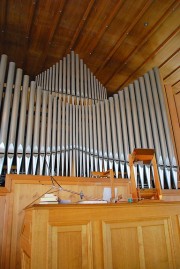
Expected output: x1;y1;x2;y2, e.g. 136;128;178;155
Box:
16;75;29;174
39;91;48;175
25;81;36;174
7;68;23;173
0;53;178;190
113;94;125;178
32;87;42;175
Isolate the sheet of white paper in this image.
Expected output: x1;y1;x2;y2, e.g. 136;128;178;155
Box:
103;187;118;202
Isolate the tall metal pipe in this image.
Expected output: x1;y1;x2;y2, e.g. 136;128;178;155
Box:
32;86;42;175
7;68;23;173
39;91;48;175
25;81;36;174
16;75;29;174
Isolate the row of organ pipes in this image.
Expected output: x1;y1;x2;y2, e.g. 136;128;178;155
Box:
0;52;178;189
36;51;107;103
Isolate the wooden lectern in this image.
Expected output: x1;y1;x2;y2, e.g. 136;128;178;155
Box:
129;149;162;200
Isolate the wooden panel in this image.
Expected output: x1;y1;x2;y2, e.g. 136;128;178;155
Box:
164;85;180;166
164;68;180;86
0;195;6;266
174;90;180;123
104;224;140;269
103;218;175;269
21;251;31;269
49;222;93;269
91;0;151;73
105;2;180;91
173;81;180;92
21;202;180;269
160;50;180;78
142;220;174;269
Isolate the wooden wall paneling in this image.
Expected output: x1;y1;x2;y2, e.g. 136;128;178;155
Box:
25;0;66;75
104;0;179;90
2;0;36;69
137;32;179;83
173;81;180;91
115;27;179;91
45;0;92;69
0;194;6;266
89;0;152;75
84;0;124;55
164;68;180;86
37;1;66;71
159;49;179;78
75;0;117;53
65;0;95;54
117;28;179;90
163;85;180;172
97;0;176;86
174;89;180;122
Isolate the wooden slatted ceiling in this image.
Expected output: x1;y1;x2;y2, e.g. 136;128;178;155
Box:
0;0;179;95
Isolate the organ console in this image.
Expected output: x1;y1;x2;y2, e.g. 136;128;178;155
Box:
0;51;178;190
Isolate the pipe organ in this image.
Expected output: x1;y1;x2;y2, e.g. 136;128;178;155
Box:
0;52;178;189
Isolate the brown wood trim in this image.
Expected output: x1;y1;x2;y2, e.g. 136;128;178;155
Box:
5;174;130;188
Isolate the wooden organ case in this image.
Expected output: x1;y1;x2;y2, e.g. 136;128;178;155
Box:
21;202;180;269
0;49;179;269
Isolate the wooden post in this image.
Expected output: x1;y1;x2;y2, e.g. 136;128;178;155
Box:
151;155;162;199
110;169;115;200
129;154;138;200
